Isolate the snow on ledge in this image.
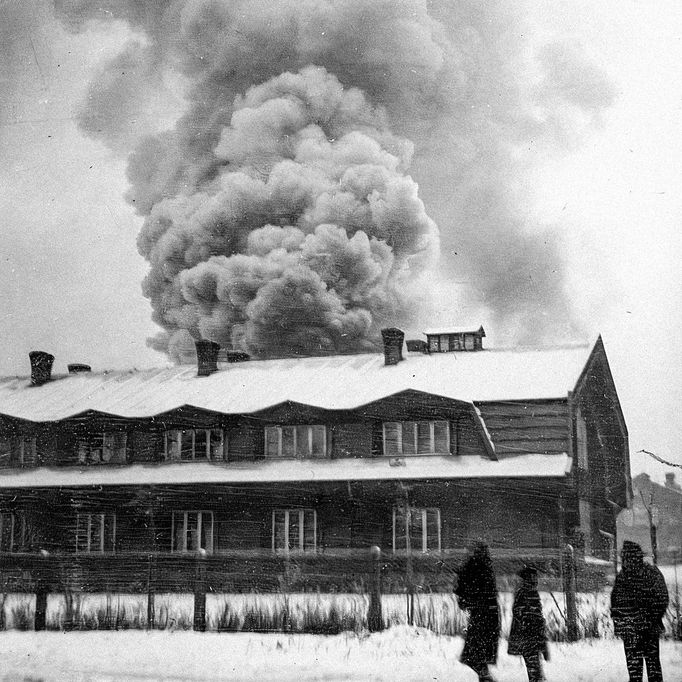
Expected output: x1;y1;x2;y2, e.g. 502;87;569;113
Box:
0;453;571;488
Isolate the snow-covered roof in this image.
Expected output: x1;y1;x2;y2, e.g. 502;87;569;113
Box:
0;453;572;488
0;344;593;422
422;326;485;336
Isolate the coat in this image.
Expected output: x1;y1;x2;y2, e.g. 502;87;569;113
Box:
507;584;548;658
610;562;669;639
455;552;500;667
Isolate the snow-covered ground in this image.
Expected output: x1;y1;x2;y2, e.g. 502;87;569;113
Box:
1;627;681;681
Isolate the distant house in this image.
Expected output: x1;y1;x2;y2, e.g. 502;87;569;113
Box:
617;472;682;563
0;328;630;591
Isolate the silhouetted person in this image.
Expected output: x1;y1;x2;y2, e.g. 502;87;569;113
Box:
508;565;549;682
455;542;500;681
611;541;669;682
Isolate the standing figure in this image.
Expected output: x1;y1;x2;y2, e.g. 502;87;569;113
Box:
508;565;549;682
455;542;500;681
611;540;669;682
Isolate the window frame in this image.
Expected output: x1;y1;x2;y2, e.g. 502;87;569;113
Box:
77;432;127;465
171;510;214;553
18;437;37;466
392;506;441;554
271;509;317;554
382;421;450;456
0;511;28;552
264;425;327;458
75;512;117;554
0;437;37;468
164;429;225;462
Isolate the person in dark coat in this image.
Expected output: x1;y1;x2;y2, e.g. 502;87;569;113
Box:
610;540;669;682
508;565;549;682
455;542;500;681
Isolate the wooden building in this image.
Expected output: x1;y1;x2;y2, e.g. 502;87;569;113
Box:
0;328;631;592
618;472;682;563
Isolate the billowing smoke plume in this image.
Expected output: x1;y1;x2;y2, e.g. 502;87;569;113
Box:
138;66;437;356
53;0;616;355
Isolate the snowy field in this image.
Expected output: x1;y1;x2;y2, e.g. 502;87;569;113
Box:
1;626;681;681
0;570;679;680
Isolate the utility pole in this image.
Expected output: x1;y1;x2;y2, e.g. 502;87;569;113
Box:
640;490;659;565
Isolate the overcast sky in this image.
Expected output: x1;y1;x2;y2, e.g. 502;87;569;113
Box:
1;0;680;481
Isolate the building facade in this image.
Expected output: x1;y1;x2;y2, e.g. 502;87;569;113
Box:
0;329;631;592
617;471;682;563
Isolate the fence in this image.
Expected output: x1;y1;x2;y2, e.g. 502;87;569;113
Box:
0;545;608;635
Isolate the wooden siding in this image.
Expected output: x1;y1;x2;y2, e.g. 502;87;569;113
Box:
226;420;263;461
330;422;371;458
0;479;568;592
0;480;564;556
129;430;162;463
455;413;489;457
477;399;570;456
0;391;497;466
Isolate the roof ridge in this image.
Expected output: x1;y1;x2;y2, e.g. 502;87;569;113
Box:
0;344;594;380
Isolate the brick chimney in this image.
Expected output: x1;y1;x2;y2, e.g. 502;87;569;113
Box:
665;472;681;491
68;363;91;374
381;328;404;366
195;340;220;376
29;351;54;386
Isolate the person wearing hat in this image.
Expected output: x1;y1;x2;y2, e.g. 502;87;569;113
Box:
611;540;669;681
508;565;549;682
455;542;501;681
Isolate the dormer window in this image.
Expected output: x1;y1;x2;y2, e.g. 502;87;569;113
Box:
164;429;224;461
264;425;327;458
383;421;450;456
424;326;485;352
0;437;37;468
77;433;127;465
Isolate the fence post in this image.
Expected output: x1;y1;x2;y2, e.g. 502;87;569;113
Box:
34;550;49;632
562;544;578;642
193;550;207;632
146;553;155;630
368;545;383;632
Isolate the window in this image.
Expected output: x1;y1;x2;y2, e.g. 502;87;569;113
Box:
0;437;37;467
383;422;449;456
77;433;127;465
18;437;37;466
264;426;326;458
171;511;214;553
75;513;116;553
272;509;317;553
164;429;224;461
393;507;441;553
0;512;29;552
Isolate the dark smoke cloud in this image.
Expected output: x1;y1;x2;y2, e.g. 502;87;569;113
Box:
135;66;437;357
52;0;616;355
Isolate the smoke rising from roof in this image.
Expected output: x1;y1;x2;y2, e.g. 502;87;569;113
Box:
52;0;616;355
